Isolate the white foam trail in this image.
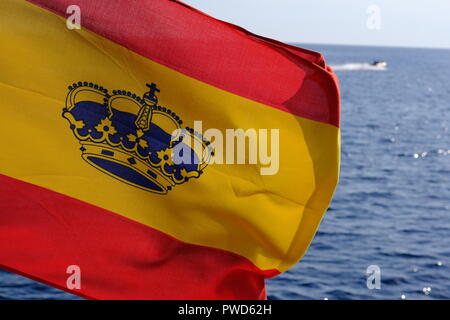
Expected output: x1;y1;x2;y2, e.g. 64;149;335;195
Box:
331;63;387;71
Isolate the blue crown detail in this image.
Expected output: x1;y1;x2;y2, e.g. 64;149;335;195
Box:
63;81;212;194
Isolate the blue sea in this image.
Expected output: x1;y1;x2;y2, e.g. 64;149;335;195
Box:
1;44;450;300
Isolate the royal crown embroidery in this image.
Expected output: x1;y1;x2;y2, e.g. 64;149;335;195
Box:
63;81;211;194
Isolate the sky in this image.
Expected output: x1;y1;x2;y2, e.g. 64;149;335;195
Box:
182;0;450;49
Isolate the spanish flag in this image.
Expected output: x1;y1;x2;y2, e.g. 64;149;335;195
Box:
0;0;340;299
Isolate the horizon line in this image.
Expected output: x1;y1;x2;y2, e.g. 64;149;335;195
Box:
286;41;450;51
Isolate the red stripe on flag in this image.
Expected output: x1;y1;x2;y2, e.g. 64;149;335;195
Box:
0;174;277;299
26;0;340;127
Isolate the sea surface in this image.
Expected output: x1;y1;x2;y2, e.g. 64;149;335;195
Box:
1;44;450;300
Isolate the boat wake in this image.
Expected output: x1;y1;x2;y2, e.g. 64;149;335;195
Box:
331;63;387;71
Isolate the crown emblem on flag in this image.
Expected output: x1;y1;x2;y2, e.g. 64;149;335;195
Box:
62;81;212;194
